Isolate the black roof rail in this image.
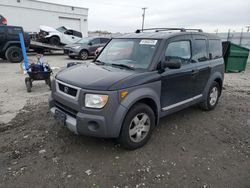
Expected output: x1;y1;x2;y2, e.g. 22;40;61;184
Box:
135;28;203;33
184;29;203;32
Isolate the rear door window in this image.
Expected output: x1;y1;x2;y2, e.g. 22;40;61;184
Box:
208;40;222;59
193;39;208;62
165;41;191;64
91;38;101;45
64;30;73;35
100;38;110;44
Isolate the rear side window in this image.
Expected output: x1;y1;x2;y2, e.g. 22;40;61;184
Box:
65;30;74;35
193;39;208;62
165;41;191;64
209;40;222;59
100;38;110;43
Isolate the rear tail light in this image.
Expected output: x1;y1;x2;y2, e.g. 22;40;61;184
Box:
2;18;7;25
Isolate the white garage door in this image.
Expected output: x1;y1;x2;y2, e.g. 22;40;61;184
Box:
59;17;81;32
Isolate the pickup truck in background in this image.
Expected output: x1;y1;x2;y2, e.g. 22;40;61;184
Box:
0;25;30;63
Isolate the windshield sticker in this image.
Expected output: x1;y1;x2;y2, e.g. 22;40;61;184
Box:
140;40;157;45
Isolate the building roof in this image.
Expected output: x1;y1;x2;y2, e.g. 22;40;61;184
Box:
30;0;88;10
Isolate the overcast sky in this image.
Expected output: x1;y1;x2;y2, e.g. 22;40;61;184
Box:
42;0;250;33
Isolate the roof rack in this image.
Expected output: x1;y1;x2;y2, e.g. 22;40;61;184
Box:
135;28;203;33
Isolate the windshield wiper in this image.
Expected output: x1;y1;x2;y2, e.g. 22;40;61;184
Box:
111;63;134;70
94;60;106;65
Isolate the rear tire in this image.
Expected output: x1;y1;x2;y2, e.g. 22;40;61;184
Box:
5;46;23;63
119;103;155;150
199;81;221;111
49;36;60;46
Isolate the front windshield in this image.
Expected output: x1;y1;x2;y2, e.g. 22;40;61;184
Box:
56;26;67;33
76;38;91;44
96;38;159;69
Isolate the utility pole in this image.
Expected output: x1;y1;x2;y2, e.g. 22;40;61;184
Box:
246;26;250;32
239;28;243;46
227;29;231;41
141;7;147;32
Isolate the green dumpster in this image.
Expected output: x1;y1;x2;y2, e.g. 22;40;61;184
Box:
222;41;249;72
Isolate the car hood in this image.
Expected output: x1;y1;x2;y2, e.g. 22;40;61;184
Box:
56;63;136;90
40;25;57;32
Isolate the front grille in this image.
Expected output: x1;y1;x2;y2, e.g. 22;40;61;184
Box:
58;83;77;97
55;101;77;118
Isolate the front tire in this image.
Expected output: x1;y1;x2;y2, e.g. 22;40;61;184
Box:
5;46;23;63
79;50;88;60
25;77;32;93
119;103;155;150
199;81;221;111
49;36;60;46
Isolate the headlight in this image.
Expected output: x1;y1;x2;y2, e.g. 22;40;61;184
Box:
72;46;81;49
85;94;108;109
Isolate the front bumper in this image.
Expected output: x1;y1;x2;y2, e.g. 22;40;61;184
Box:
50;107;78;134
49;79;127;138
64;48;79;56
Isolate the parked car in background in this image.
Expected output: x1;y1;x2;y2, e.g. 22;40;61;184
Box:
64;36;110;60
38;26;82;46
95;46;103;57
0;25;30;63
49;28;224;149
0;15;7;25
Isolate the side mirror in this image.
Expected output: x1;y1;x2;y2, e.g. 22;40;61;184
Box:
163;60;181;69
88;42;93;46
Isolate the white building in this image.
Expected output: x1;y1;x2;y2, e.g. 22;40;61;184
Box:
0;0;88;37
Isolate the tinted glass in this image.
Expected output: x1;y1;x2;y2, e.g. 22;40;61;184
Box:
194;39;208;62
65;30;73;35
209;40;222;59
165;41;191;64
100;38;110;43
73;31;82;38
91;38;101;45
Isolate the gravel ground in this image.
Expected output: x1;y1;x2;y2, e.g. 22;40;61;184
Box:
0;54;250;188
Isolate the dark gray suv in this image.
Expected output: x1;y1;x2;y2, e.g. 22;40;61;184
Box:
64;36;110;60
49;28;224;150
